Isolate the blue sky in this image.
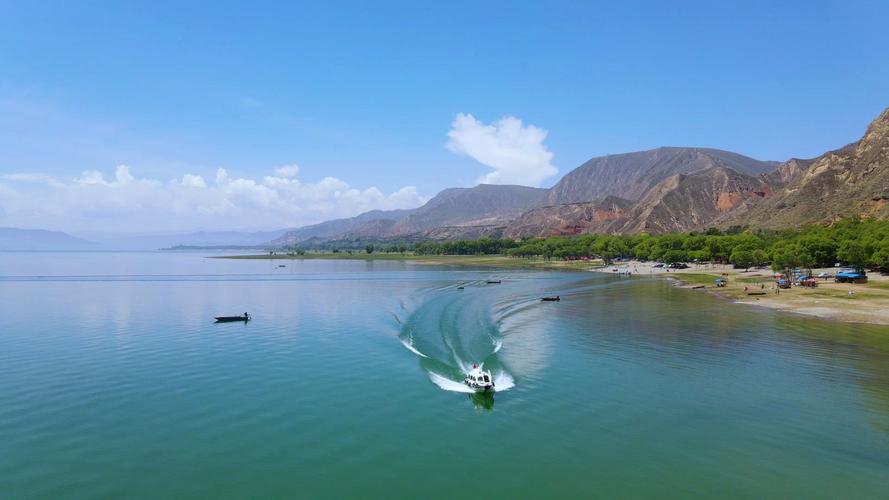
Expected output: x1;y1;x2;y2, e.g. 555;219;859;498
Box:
1;1;888;231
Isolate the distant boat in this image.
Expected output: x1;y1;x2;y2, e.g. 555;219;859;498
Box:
457;286;465;290
486;280;502;284
541;296;560;302
215;314;250;323
277;264;286;268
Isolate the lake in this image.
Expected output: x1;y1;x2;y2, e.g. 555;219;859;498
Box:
1;252;888;498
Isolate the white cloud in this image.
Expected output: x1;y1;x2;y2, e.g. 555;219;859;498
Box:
0;165;428;232
275;164;300;178
179;174;207;188
1;173;62;186
446;113;557;187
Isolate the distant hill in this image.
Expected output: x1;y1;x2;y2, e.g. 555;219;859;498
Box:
82;229;292;250
268;184;546;247
270;209;414;247
0;227;96;250
391;184;546;234
544;147;778;205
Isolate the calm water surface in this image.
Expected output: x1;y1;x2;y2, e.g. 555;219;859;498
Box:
1;252;888;498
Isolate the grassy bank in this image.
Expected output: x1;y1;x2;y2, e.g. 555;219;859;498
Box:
648;264;889;325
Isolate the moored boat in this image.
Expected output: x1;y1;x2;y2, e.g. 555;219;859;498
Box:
215;313;250;323
541;296;560;301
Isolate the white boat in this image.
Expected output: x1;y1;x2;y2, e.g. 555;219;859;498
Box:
463;364;494;392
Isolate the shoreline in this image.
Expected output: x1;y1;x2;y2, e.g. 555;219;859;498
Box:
216;253;889;327
212;252;607;271
593;260;889;327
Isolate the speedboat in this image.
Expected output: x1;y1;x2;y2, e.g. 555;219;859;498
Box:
463;364;494;392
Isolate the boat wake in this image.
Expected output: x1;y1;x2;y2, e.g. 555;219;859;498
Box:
427;367;514;393
398;281;517;395
399;328;428;358
427;371;475;393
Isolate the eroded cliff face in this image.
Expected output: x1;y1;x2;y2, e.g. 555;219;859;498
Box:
504;197;633;238
721;107;889;229
609;166;772;234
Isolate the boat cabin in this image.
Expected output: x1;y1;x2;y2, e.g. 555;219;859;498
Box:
463;364;494;392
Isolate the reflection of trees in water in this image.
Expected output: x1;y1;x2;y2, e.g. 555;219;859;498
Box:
571;279;889;438
772;315;889;438
468;391;495;411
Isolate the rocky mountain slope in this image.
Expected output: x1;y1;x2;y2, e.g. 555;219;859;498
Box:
504;197;633;238
720;108;889;229
544;147;777;205
609;166;772;234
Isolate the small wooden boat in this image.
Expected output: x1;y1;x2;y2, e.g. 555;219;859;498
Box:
541;296;560;302
486;280;502;284
215;314;250;323
747;291;767;296
277;264;286;268
457;286;465;290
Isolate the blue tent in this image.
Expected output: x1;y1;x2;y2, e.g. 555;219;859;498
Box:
835;270;867;283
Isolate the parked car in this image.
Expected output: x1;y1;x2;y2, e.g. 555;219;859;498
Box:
668;262;689;269
653;263;665;268
817;272;831;279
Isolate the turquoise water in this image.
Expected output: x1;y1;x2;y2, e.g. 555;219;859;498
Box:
1;252;888;498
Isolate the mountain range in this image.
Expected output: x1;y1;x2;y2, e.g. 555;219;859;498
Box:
268;107;889;248
0;228;290;251
0;227;96;250
6;108;885;250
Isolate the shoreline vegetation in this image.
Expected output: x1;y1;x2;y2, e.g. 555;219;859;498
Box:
217;218;889;326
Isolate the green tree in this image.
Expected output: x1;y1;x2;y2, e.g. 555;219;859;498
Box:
871;241;889;268
729;248;755;271
662;249;688;264
365;244;375;254
752;249;769;267
837;240;868;271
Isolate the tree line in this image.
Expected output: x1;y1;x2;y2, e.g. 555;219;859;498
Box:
413;218;889;271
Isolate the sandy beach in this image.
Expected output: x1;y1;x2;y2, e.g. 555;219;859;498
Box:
595;261;889;326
